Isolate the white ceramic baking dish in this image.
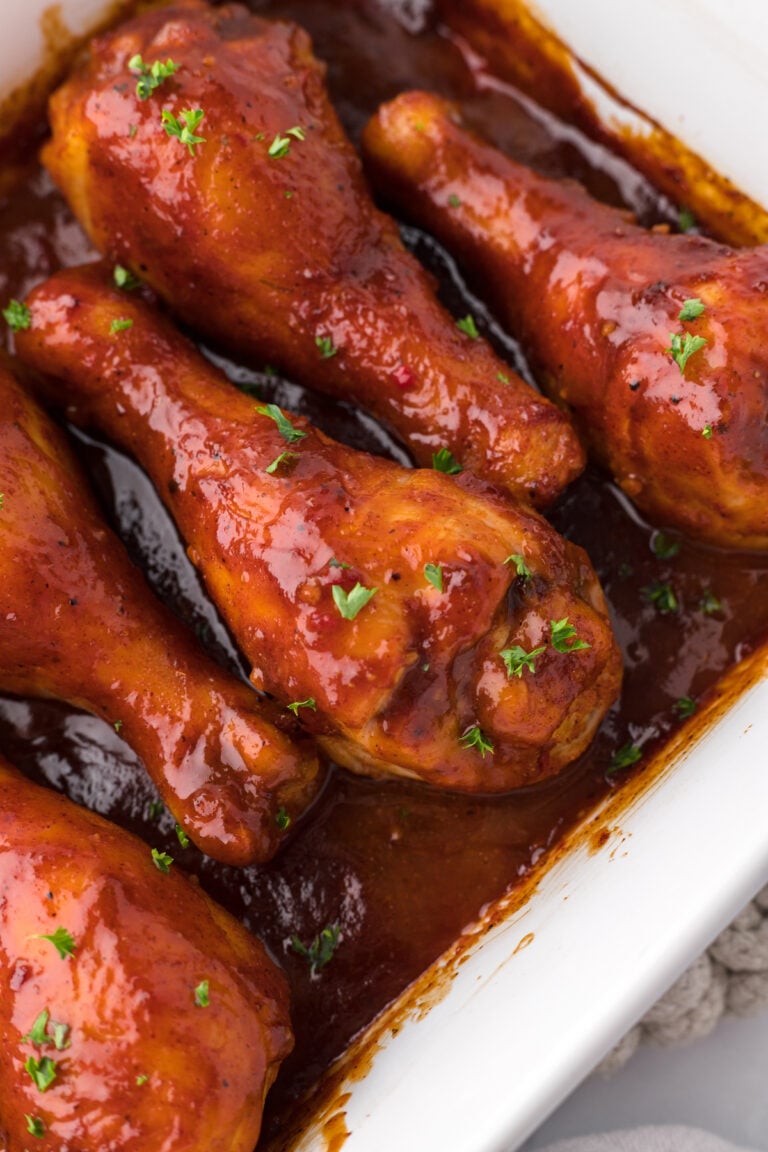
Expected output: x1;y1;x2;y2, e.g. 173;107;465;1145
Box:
3;3;767;1150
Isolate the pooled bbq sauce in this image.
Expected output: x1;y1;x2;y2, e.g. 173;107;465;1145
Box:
0;0;767;1137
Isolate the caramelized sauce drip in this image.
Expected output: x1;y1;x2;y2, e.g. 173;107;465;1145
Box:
0;0;766;1136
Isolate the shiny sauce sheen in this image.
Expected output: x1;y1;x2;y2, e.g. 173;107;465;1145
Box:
1;0;767;1139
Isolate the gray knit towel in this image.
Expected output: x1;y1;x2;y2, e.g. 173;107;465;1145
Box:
536;1126;760;1152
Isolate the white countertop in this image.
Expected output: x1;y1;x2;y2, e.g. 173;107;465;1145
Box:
522;1011;768;1151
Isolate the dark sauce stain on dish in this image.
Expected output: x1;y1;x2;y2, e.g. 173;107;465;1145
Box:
1;0;767;1136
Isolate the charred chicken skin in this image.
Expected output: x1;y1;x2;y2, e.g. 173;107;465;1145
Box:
362;91;768;550
0;754;292;1152
40;0;585;509
0;362;319;866
16;263;622;793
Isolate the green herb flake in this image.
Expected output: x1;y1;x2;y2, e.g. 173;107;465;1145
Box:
678;298;705;322
276;807;291;831
110;317;133;334
678;208;697;233
496;371;509;384
456;313;479;339
424;563;443;592
459;725;494;757
448;193;461;207
113;720;123;732
328;557;352;569
268;126;305;159
25;1055;57;1093
500;644;546;678
147;800;164;821
642;580;679;615
33;926;76;960
332;582;377;620
193;980;210;1007
702;423;713;439
22;1010;50;1047
607;742;643;775
129;54;179;100
255;403;307;445
51;1021;70;1051
175;824;190;849
151;848;173;874
25;1114;46;1138
674;696;697;719
699;590;722;616
161;108;206;156
287;698;316;715
290;923;340;976
315;335;338;359
136;1074;149;1086
651;532;680;560
665;331;707;374
550;617;591;653
3;299;31;331
265;449;298;474
431;447;462;475
504;553;531;579
113;265;142;291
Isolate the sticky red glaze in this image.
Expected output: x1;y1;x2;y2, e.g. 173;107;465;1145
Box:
16;262;621;792
0;362;320;865
41;0;585;509
0;755;292;1151
362;91;768;549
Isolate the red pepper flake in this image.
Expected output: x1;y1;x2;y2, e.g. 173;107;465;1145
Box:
390;364;417;390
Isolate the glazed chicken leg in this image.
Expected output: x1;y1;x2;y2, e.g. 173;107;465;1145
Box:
40;0;584;509
0;754;291;1151
362;92;768;550
16;263;622;793
0;363;319;865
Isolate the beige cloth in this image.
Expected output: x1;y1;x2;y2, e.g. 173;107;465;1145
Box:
537;1127;760;1152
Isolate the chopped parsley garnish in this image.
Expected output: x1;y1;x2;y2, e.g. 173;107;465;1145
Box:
328;557;351;569
459;725;494;757
424;563;443;592
699;590;722;616
110;317;133;334
33;926;76;960
608;742;643;775
500;644;546;678
265;449;298;474
665;331;707;374
255;403;307;445
431;447;462;475
702;423;713;439
456;313;479;339
25;1055;57;1093
276;807;291;831
3;299;31;331
674;696;697;718
448;193;461;207
650;532;680;560
496;371;510;384
332;582;377;620
151;848;173;873
175;824;190;849
22;1010;50;1047
51;1021;70;1051
136;1074;149;1086
268;126;306;158
643;580;679;614
678;207;697;232
315;335;338;359
287;698;316;715
147;800;164;821
290;923;340;975
113;720;123;732
678;298;705;321
129;54;179;100
113;264;142;291
550;618;591;653
504;553;531;579
161;108;206;155
25;1115;46;1138
193;980;210;1007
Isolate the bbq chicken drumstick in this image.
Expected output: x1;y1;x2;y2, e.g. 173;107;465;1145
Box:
16;264;622;793
0;362;319;866
40;0;584;509
363;92;768;550
0;754;291;1152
